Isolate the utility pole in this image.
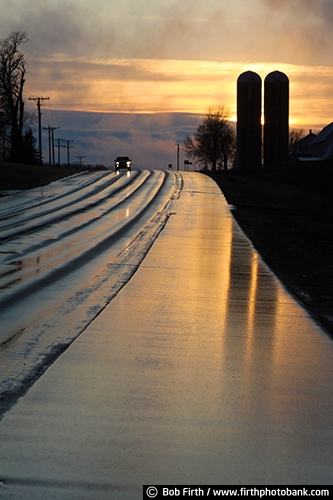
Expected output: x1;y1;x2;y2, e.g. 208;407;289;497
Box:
55;137;65;166
43;126;51;166
175;143;180;171
29;97;49;164
75;155;86;167
51;127;60;166
43;126;60;166
63;139;74;166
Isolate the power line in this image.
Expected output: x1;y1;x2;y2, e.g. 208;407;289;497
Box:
44;99;58;128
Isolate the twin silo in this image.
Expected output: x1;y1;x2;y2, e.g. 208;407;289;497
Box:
236;70;289;169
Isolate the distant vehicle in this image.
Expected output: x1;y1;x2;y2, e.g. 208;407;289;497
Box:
115;155;132;172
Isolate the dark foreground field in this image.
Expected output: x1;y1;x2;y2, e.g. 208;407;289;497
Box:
0;162;83;191
209;160;333;339
1;161;333;338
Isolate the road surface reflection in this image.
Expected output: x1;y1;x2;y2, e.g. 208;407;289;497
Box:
0;172;332;489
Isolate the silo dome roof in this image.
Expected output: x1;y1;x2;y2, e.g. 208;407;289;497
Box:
265;71;289;83
237;71;261;83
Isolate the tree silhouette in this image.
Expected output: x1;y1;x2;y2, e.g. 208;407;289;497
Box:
22;128;39;165
0;31;28;163
289;128;306;149
183;106;235;171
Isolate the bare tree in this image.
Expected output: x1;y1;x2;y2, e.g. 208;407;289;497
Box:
0;31;28;162
289;128;306;149
183;106;235;171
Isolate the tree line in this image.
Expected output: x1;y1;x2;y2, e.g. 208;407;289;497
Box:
0;31;39;164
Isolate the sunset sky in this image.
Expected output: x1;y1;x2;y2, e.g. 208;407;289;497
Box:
1;0;333;167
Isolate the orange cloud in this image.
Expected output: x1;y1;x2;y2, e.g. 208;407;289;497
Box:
25;58;333;130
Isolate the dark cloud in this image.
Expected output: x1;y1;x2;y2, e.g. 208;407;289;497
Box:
261;0;333;16
0;0;114;58
119;1;229;61
3;0;333;65
110;131;131;140
33;110;202;168
258;0;333;64
0;0;230;62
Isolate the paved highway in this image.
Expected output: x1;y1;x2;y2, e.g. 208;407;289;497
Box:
0;171;332;497
0;169;179;412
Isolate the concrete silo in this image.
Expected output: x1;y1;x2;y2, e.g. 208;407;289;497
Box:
264;71;289;168
236;71;262;170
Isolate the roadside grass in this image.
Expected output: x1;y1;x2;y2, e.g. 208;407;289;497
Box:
0;162;84;191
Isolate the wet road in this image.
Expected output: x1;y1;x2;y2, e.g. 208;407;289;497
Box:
0;169;177;347
0;171;333;497
0;169;179;406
